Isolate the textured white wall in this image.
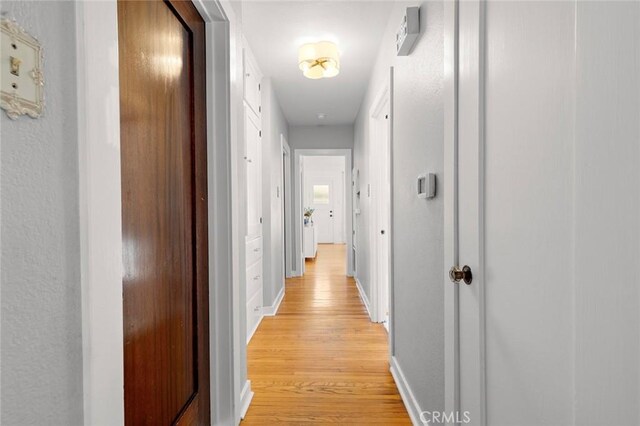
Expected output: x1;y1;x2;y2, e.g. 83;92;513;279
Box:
289;125;354;150
0;1;83;424
573;2;640;423
353;0;445;414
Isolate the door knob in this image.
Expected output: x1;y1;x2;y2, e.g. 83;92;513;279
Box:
449;265;472;285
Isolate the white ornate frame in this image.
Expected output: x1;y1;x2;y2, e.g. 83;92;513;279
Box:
1;17;44;119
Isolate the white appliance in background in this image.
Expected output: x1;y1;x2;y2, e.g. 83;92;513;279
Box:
303;224;318;259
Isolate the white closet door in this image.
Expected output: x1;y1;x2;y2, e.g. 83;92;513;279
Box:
245;107;262;239
446;1;576;424
243;48;261;116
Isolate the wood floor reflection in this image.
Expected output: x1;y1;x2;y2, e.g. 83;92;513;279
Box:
243;244;411;424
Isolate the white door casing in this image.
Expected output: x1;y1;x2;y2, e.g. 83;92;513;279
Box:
281;135;293;278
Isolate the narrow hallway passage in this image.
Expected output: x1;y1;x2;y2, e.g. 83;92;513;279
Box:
244;244;411;424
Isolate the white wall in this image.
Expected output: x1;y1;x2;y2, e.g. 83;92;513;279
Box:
261;78;289;307
1;2;84;424
353;0;445;415
289;124;354;150
573;2;640;423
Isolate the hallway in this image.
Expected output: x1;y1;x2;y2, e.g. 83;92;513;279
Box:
244;244;411;424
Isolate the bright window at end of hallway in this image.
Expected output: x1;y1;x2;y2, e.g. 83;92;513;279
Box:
313;185;330;204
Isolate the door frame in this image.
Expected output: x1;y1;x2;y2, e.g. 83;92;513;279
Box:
281;135;293;278
443;0;460;419
444;0;487;423
368;78;393;327
76;1;239;424
293;149;353;277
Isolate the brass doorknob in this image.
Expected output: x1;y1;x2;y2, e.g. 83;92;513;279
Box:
449;265;472;285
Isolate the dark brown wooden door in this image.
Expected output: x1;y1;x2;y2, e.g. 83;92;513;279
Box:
118;1;209;424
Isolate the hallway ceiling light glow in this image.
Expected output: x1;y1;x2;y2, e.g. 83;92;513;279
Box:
298;41;340;79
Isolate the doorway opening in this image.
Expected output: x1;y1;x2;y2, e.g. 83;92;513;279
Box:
293;149;353;277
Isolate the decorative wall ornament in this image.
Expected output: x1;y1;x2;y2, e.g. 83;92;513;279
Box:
1;17;44;119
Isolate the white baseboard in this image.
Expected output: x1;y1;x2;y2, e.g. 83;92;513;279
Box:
355;278;372;321
263;286;285;316
246;315;263;344
239;379;254;419
390;356;424;425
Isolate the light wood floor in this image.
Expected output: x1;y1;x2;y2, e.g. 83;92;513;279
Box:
243;244;411;425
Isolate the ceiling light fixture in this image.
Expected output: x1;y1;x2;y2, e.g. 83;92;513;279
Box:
298;41;340;79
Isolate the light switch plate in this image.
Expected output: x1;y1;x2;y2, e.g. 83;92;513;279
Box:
1;17;44;119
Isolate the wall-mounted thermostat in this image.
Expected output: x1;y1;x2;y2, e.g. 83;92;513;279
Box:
396;7;420;56
417;173;436;199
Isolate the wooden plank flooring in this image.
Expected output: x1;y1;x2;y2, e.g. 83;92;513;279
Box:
243;244;411;424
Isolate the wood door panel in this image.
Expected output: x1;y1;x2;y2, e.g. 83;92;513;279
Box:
118;0;209;424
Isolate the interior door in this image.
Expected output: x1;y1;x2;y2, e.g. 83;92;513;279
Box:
448;1;576;425
307;175;335;243
245;107;262;239
118;1;210;424
376;100;391;328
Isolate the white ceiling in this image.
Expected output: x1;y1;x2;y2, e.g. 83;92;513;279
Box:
241;1;394;126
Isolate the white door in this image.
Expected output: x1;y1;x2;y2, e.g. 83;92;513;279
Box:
447;2;640;425
307;176;335;243
243;47;261;116
245;107;262;239
376;100;391;328
447;1;577;424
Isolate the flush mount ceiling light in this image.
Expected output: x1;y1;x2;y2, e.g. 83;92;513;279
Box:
298;41;340;79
